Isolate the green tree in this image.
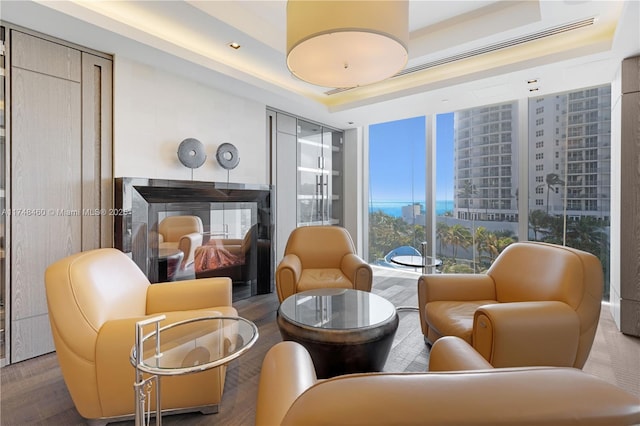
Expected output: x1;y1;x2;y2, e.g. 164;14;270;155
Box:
474;226;491;265
435;221;450;256
529;209;548;241
458;180;478;270
447;224;472;259
545;173;565;214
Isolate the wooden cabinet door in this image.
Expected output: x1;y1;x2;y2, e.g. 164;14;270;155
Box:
10;31;82;361
9;30;112;362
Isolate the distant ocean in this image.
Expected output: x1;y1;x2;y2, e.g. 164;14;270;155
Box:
369;200;454;217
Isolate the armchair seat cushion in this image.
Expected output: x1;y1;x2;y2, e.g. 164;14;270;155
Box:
426;300;497;343
297;269;353;292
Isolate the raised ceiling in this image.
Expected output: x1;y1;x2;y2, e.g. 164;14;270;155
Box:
2;0;639;128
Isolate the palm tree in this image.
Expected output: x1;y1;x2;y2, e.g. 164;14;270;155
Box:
545;173;565;214
458;180;478;271
458;180;477;219
447;224;472;260
435;221;450;257
529;209;548;241
474;226;491;265
566;216;607;255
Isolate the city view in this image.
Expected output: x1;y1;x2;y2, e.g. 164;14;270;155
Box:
368;85;611;295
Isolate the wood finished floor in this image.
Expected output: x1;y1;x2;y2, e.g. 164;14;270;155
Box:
1;266;638;426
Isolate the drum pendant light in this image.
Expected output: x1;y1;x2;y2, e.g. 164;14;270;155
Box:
286;0;409;88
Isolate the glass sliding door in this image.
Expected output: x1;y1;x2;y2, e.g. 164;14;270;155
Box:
297;119;324;225
296;119;343;226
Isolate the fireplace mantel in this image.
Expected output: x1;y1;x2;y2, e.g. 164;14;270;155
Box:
114;177;274;298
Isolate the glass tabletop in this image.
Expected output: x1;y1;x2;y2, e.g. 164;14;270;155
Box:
278;289;397;330
130;316;258;376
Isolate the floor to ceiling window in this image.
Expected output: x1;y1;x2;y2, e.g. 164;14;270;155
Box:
435;102;519;273
367;84;611;298
527;85;611;297
368;116;426;268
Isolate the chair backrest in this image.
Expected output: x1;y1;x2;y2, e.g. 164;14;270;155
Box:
488;241;603;367
158;215;203;242
241;224;257;254
45;248;150;360
284;226;356;268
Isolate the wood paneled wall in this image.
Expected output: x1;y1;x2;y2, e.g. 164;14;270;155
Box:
612;55;640;336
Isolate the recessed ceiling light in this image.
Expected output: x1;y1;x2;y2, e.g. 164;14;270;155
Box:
527;79;538;84
228;42;241;50
529;87;540;92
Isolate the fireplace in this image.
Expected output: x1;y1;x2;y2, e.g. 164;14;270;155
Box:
114;178;273;300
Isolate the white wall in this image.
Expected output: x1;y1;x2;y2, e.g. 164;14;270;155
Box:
113;56;268;183
343;128;365;255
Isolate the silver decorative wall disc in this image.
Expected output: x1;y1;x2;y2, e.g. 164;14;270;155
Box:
177;138;206;169
216;143;240;170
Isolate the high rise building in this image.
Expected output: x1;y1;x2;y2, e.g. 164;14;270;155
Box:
453;102;519;222
452;86;611;224
528;85;611;220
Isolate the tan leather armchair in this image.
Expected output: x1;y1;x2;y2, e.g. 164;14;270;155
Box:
255;340;640;426
418;241;603;368
275;226;372;303
158;215;203;269
44;248;236;424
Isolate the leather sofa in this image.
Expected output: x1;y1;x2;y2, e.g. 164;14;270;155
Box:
255;339;640;426
276;226;372;302
158;215;203;269
418;241;603;368
44;248;236;424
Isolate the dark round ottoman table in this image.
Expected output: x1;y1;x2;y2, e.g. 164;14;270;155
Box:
277;288;399;378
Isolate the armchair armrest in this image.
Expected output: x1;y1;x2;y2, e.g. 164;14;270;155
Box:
418;274;496;337
473;301;580;367
256;342;318;426
178;232;204;267
146;277;232;314
340;253;372;292
428;336;494;371
276;254;302;302
418;274;497;303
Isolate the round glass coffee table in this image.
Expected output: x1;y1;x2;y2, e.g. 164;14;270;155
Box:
277;288;399;378
130;315;258;425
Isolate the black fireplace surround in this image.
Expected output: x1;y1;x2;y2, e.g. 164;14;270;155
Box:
114;177;274;298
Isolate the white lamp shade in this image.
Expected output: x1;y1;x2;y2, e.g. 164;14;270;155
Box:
287;0;409;88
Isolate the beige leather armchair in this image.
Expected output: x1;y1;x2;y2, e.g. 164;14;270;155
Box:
44;248;236;424
275;226;372;303
256;340;640;426
158;215;203;269
418;241;603;368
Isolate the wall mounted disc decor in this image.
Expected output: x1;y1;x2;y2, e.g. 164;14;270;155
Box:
177;138;207;169
216;143;240;170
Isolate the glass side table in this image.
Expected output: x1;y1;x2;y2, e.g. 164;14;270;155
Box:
130;315;258;426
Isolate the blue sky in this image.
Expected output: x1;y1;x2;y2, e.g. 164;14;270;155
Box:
369;113;454;203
